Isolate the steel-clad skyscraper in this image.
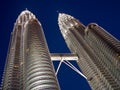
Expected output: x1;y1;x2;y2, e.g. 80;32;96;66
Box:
1;10;60;90
58;13;120;90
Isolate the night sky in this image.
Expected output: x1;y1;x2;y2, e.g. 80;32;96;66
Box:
0;0;120;90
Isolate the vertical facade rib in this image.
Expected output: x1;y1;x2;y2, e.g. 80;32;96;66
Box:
1;10;60;90
58;13;120;90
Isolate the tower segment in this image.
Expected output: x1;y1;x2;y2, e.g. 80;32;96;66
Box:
23;18;60;90
1;10;60;90
58;13;120;90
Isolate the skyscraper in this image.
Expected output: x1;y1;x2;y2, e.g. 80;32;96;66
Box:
1;10;60;90
58;13;120;90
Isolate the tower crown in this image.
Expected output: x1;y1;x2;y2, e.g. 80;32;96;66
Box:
58;13;74;22
58;13;84;30
16;9;36;24
58;13;74;28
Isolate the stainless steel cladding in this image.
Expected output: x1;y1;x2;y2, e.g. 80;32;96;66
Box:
58;13;120;90
23;19;60;90
1;10;60;90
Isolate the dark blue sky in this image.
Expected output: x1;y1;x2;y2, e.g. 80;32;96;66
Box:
0;0;120;90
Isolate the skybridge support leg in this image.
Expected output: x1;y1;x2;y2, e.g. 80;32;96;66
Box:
51;53;87;79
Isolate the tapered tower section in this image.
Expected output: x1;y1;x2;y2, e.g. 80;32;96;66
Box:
1;10;35;90
23;18;59;90
1;10;60;90
58;13;120;90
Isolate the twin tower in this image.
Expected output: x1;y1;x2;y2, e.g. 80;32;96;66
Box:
1;10;120;90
